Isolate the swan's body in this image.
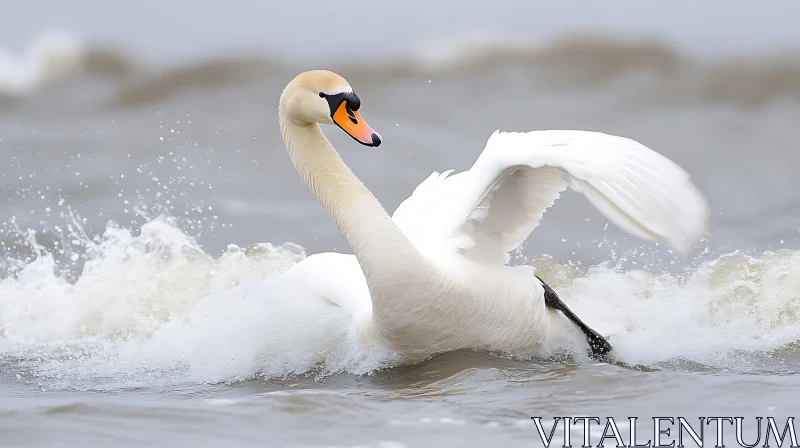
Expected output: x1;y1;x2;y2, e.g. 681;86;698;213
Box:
277;70;709;360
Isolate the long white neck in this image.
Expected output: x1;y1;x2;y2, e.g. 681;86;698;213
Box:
279;111;425;283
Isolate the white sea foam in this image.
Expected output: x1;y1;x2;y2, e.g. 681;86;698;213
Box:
0;215;797;390
0;216;395;390
538;250;800;371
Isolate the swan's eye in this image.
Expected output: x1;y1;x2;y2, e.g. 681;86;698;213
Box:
319;92;326;98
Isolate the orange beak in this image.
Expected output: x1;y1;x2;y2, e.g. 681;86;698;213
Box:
332;101;382;147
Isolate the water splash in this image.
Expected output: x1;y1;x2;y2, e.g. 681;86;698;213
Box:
532;251;800;373
0;216;396;391
0;213;797;391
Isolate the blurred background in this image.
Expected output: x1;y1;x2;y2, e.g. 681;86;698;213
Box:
3;2;800;446
2;0;800;268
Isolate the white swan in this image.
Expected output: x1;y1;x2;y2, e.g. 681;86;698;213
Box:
277;70;709;361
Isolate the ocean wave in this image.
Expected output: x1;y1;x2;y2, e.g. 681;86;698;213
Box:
345;34;800;107
0;214;798;391
4;32;800;109
0;216;396;391
0;29;89;97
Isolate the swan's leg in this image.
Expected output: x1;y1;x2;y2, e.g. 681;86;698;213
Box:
535;275;612;358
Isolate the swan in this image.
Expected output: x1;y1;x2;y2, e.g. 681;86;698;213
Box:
276;70;709;361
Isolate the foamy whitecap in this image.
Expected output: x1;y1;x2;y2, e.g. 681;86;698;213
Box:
0;29;87;96
0;216;396;390
534;251;800;372
0;215;798;390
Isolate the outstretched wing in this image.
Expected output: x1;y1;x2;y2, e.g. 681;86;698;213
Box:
392;130;710;265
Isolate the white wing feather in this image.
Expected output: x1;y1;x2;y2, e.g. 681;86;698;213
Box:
392;130;710;264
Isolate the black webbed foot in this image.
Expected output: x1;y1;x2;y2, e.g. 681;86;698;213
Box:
535;275;612;359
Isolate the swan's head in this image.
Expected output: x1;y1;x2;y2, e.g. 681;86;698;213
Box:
280;70;382;147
